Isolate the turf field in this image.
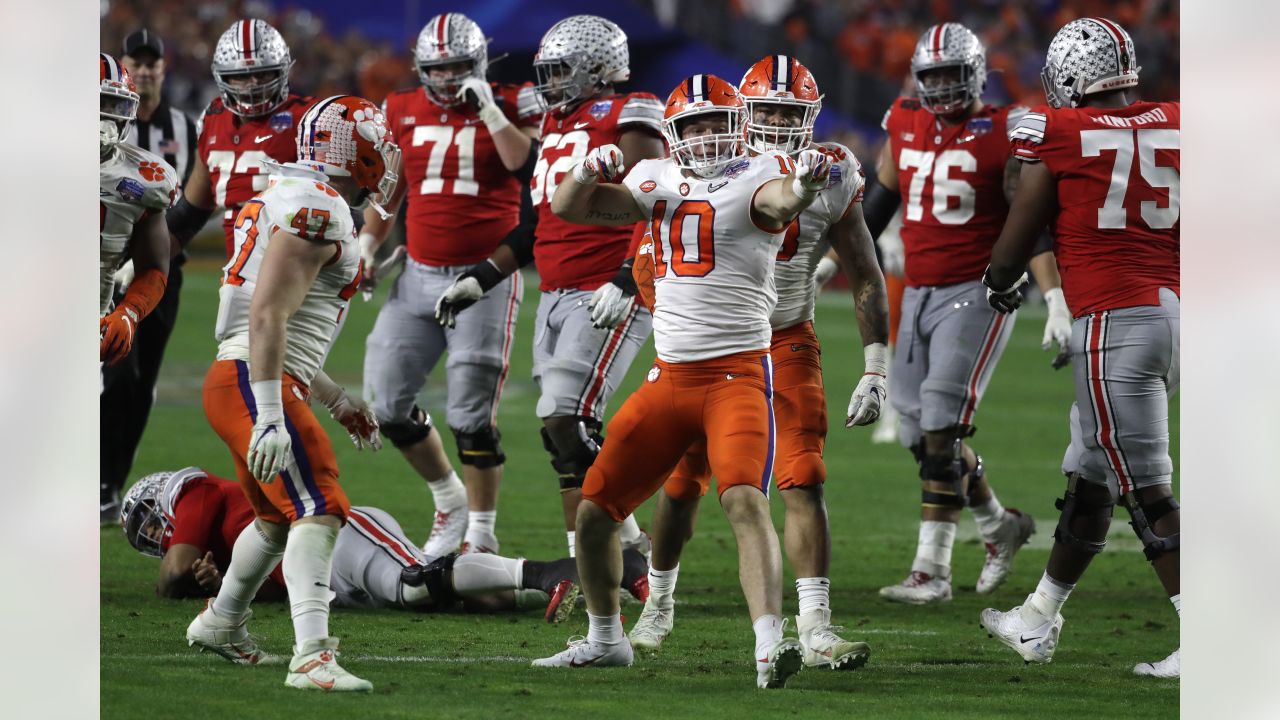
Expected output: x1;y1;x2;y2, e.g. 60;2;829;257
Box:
101;262;1179;718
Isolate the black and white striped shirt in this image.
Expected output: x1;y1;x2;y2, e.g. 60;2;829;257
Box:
126;99;196;186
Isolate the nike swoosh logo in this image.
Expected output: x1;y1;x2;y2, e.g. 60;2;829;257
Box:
314;582;329;588
254;134;273;143
573;122;590;129
1020;634;1043;643
100;189;112;197
569;654;604;668
708;181;729;192
307;676;335;690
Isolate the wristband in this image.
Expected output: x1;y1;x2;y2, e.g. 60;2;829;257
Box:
477;103;511;134
250;379;284;420
863;342;889;377
572;160;596;185
792;176;819;202
469;259;506;293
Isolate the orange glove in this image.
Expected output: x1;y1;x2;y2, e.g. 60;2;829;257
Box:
100;267;167;365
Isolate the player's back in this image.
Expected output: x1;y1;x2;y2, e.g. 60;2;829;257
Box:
771;141;865;330
215;165;359;385
1010;101;1179;316
100;142;178;314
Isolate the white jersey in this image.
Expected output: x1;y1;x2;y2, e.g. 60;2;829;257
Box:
770;142;865;330
214;163;360;386
99;143;178;315
623;151;794;363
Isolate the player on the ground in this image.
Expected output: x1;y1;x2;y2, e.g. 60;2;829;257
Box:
626;56;888;672
356;13;543;557
165;19;311;260
121;468;648;617
978;18;1180;678
531;74;832;690
859;23;1071;604
189;96;400;692
100;53;176;371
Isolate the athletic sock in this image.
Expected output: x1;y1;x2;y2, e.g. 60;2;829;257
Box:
566;530;576;558
283;522;339;651
427;470;466;512
522;557;579;593
514;588;550;608
450;553;524;594
1028;571;1075;619
587;612;624;645
647;564;679;605
466;510;497;548
753;614;784;670
970;494;1007;541
619;515;643;544
212;522;285;622
795;577;831;619
910;520;956;579
1170;593;1181;618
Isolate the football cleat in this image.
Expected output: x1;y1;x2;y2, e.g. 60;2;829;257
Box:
423;506;468;558
976;508;1036;594
186;600;278;665
545;580;581;624
797;611;871;670
879;570;953;605
461;529;499;555
1133;648;1180;678
532;635;634;668
100;496;122;527
284;637;372;692
980;597;1063;664
628;597;674;650
756;636;804;689
628;575;650;604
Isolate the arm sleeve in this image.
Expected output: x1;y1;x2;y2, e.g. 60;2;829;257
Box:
512;140;539;186
167;482;219;552
861;174;901;240
167;195;215;249
498;184;538;268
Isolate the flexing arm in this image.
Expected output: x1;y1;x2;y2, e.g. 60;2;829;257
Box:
551;145;646;225
751;149;832;229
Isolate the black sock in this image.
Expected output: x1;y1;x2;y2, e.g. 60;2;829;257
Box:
522;557;579;594
621;549;649;590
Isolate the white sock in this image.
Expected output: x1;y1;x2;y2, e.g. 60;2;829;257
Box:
969;494;1007;540
566;530;576;558
451;553;524;594
212;522;285;622
619;514;642;544
753;614;784;668
283;522;339;650
647;564;679;605
795;577;831;618
427;470;466;512
466;510;497;545
1170;593;1181;618
911;520;956;578
1028;571;1075;618
587;612;624;645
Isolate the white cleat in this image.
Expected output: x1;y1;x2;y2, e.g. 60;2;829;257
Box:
185;600;278;665
976;508;1036;594
532;636;634;668
797;611;871;670
628;597;674;651
879;570;953;605
423;506;468;558
980;597;1063;664
757;636;804;689
461;529;499;555
284;637;372;692
1134;648;1179;678
870;403;900;444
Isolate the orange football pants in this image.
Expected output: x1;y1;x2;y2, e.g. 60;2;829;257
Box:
203;359;350;524
665;322;826;500
582;350;776;522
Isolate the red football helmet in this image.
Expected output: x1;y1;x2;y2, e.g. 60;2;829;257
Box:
739;55;822;156
662;74;745;178
100;52;139;154
296;95;402;216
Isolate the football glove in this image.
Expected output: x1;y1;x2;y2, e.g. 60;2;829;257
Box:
99;306;139;366
1043;287;1073;370
876;230;905;276
320;390;382;451
982;265;1028;314
246;380;291;483
573;144;625;184
793;148;833;199
435;259;505;328
112;259;136;293
357;234;406;301
846;342;889;427
589;261;639;329
813;256;839;286
457;77;511;134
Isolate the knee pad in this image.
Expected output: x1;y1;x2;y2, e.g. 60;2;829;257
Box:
1121;491;1180;561
1053;473;1115;555
400;552;461;610
381;405;432;449
914;435;967;508
541;418;603;491
452;426;506;469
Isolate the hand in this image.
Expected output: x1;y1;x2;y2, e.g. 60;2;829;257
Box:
982;266;1028;314
813;256;839;286
358;243;406;301
247;414;292;483
113;260;136;292
876;232;904;276
99;306;139;366
589;282;634;329
1043;287;1073;369
794;148;833;194
192;551;222;594
457;76;495;110
435;274;485;328
572;144;625;184
846;373;887;427
323;391;383;451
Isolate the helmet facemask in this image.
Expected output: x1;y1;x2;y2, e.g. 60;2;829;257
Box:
744;98;819;156
533;55;596;112
100;84;138;158
214;65;292;118
914;63;978;116
665;109;745;179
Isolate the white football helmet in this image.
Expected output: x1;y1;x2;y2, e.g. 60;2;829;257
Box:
100;52;139;157
910;23;987;116
211;19;295;117
414;13;489;107
1041;17;1140;109
121;471;175;558
533;15;630;112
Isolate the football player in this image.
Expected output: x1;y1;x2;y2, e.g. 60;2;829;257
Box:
532;74;832;690
860;23;1071;604
190;96;398;692
99;53;176;373
120;468;648;617
166;19;311;260
626;56;888;672
356;14;543;558
434;15;665;558
979;18;1180;678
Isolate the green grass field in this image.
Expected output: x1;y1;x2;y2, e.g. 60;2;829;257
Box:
101;263;1179;718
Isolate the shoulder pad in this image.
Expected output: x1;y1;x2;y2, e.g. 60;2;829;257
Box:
618;93;664;130
1009;110;1049;163
159;467;211;520
273;179;354;243
1005;105;1031;135
516;84;546;120
203;98;227;117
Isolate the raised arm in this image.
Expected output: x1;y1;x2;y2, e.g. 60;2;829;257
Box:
551;144;646;226
750;149;833;230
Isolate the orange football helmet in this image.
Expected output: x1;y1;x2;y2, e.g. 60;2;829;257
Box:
296;95;402;216
739;55;822;156
662;74;745;178
100;52;139;154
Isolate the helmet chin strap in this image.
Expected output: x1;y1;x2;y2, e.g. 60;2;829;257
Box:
100;120;122;159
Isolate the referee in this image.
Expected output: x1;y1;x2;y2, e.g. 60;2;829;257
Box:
100;29;199;523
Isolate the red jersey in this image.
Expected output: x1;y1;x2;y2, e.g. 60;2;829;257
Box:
159;471;284;589
882;98;1024;288
1010;102;1179;316
197;95;312;257
383;83;542;266
530;92;664;291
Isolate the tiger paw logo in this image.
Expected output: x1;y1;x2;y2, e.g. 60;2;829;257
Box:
647;366;661;383
137;161;167;182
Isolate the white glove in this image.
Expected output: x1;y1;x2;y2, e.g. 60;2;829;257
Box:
572;144;625;184
588;282;633;329
876;231;905;276
457;77;510;133
1042;287;1072;352
435;274;485;328
316;388;382;451
113;259;136;293
792;148;833;200
846;343;889;427
246;380;291;483
357;234;407;301
813;256;839;286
